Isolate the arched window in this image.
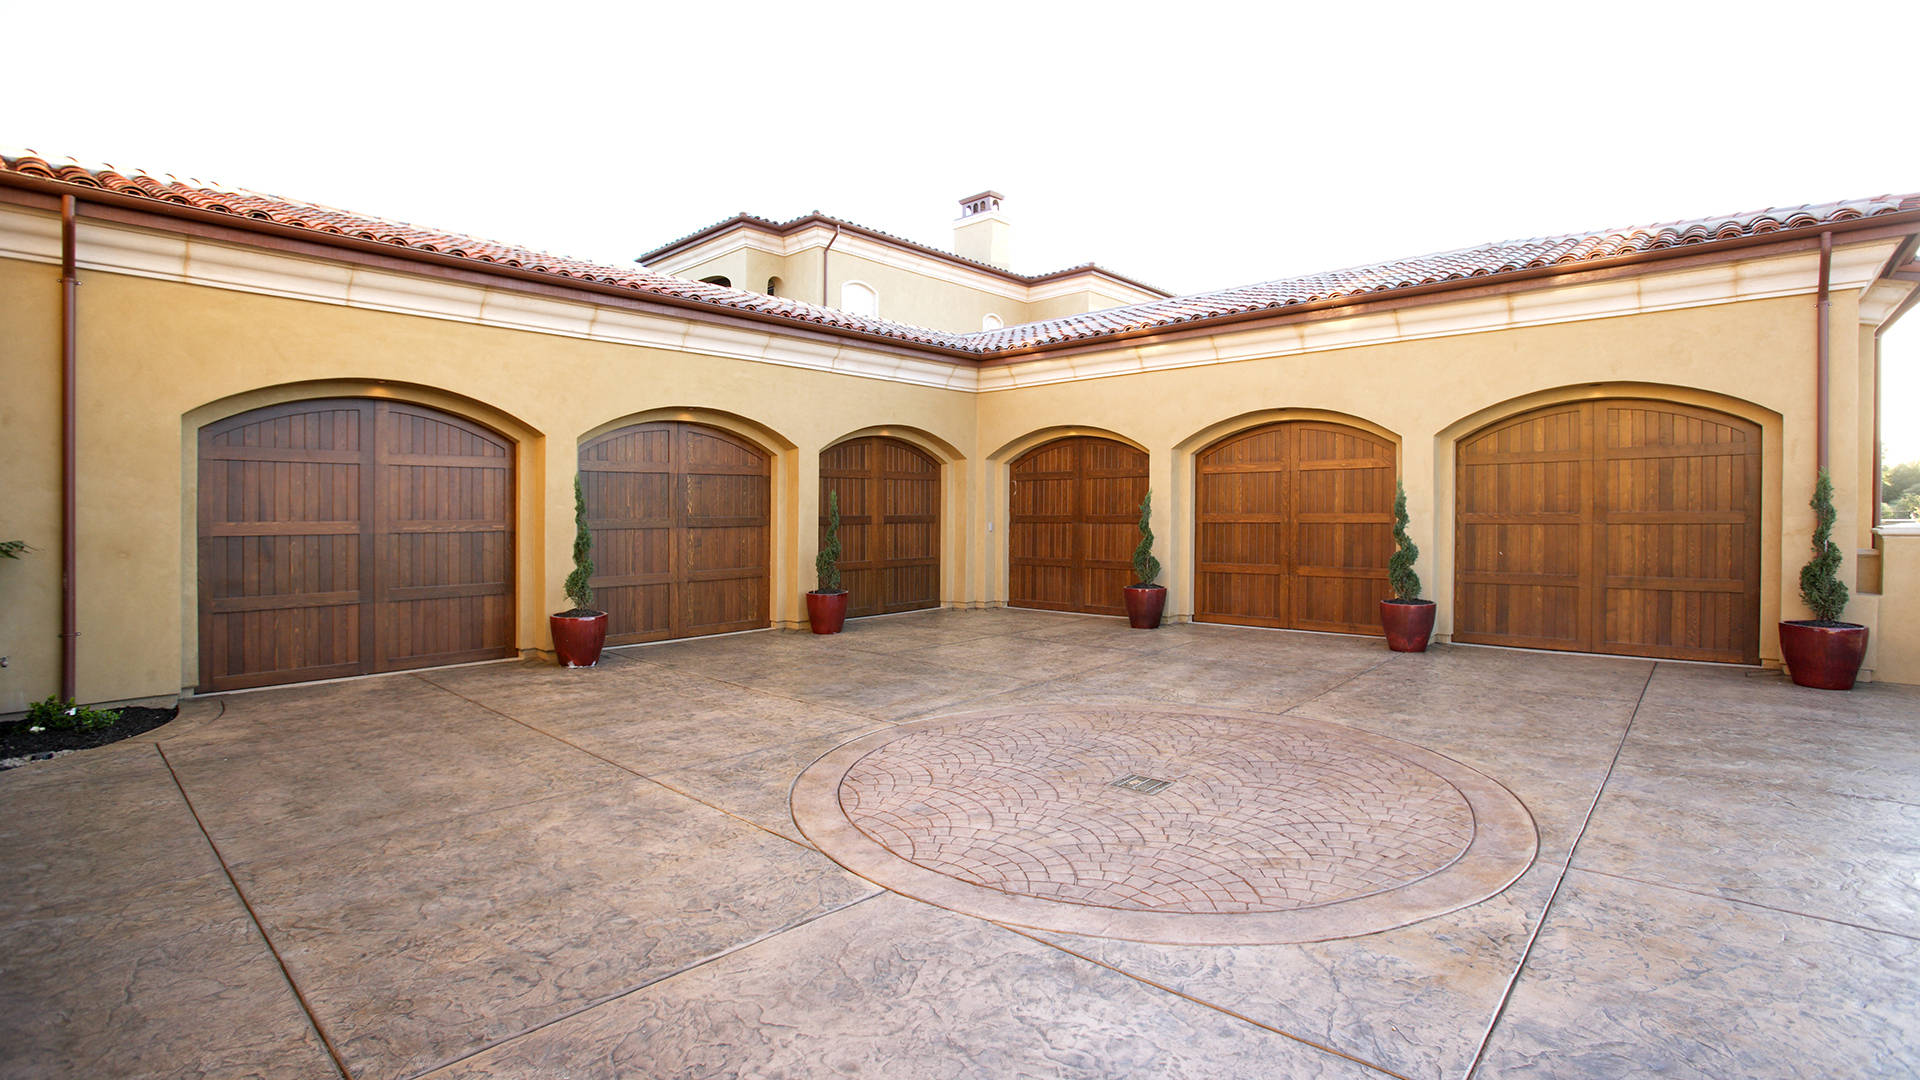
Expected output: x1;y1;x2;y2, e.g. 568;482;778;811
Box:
840;281;878;317
766;276;782;297
981;313;1004;330
699;275;731;288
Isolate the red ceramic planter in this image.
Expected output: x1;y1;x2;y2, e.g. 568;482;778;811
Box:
1778;620;1868;690
807;590;849;634
1380;599;1436;652
1124;585;1166;629
550;611;608;667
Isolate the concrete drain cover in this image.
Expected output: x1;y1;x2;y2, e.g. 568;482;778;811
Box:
792;705;1537;944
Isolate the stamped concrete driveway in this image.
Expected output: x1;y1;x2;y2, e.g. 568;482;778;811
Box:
2;608;1917;1079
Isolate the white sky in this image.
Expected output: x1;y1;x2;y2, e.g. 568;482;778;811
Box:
11;1;1920;465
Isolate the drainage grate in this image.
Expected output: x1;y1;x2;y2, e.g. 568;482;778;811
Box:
1110;774;1174;795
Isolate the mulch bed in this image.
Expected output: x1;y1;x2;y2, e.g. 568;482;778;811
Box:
0;706;179;768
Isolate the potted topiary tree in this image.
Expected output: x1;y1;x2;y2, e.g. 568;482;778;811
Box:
550;475;608;667
807;489;849;634
1379;481;1435;651
1123;491;1166;629
1779;468;1867;689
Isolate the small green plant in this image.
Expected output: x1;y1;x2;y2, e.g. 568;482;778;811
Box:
24;695;121;732
562;475;595;613
0;540;29;560
1387;481;1422;601
1132;491;1161;586
1799;468;1850;623
817;489;843;593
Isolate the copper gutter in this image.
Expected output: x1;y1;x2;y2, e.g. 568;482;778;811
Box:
59;194;78;701
821;223;842;307
1816;231;1833;473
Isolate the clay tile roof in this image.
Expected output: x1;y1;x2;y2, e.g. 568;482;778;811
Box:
4;148;1916;359
963;195;1920;351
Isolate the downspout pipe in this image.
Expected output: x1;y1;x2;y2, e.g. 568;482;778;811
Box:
59;195;78;701
1816;230;1832;475
821;223;842;307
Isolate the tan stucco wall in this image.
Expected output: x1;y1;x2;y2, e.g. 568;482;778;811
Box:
972;294;1874;672
1865;530;1920;683
4;220;1913;707
0;258;63;711
0;257;975;709
668;245;1146;333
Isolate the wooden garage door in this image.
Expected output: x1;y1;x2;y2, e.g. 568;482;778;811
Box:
198;399;515;692
580;422;771;645
821;436;941;619
1195;421;1396;634
1009;436;1147;616
1455;399;1761;663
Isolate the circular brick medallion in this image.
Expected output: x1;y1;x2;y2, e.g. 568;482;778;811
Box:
793;706;1536;944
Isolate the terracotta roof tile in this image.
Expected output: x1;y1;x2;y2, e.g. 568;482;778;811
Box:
4;148;1915;358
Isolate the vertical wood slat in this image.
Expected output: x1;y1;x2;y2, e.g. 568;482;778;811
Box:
1194;421;1395;635
1454;398;1759;663
197;398;514;692
821;436;941;619
1008;436;1148;616
580;421;771;646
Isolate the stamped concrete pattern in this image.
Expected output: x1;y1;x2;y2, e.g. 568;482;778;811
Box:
795;704;1537;943
2;607;1917;1079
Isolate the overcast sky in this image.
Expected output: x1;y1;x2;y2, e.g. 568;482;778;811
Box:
11;1;1919;463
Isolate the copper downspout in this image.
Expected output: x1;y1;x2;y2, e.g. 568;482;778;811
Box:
1815;230;1833;474
59;195;78;700
821;223;842;307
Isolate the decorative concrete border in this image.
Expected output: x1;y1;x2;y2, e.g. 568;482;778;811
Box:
792;705;1538;945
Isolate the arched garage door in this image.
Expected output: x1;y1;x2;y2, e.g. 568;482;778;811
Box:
1455;399;1761;663
821;436;941;619
1009;436;1148;616
1195;421;1396;634
197;399;515;692
580;422;771;645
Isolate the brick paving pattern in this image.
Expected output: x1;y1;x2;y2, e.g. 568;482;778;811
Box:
840;708;1476;913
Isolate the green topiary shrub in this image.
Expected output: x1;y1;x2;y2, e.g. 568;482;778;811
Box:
1799;468;1850;623
816;489;843;593
562;475;596;613
1132;491;1161;586
1387;481;1422;601
25;695;120;732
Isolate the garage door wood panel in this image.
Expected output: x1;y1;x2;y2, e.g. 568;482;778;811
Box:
1195;422;1395;634
581;422;770;645
1455;399;1759;663
1009;436;1147;616
197;399;514;692
822;436;941;619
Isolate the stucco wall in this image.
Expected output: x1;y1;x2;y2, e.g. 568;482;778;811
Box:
0;256;976;709
1866;528;1920;683
2;212;1912;710
972;292;1873;672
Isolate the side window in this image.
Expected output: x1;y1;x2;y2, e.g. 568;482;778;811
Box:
840;281;878;317
982;313;1004;330
699;275;732;288
766;276;782;297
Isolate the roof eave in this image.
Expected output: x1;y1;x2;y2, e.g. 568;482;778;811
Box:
980;212;1920;362
0;173;986;362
